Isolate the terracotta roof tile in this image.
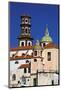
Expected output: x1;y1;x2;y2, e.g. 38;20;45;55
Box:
10;46;33;51
44;43;58;49
10;55;43;60
18;64;30;68
10;55;33;60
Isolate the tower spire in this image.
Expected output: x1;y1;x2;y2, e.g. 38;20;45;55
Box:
36;40;39;46
45;24;49;36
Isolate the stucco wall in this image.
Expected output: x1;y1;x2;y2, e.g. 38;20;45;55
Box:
42;48;58;72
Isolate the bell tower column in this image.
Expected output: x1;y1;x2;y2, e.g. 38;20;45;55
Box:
18;15;33;47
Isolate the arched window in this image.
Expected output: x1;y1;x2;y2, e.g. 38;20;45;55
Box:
26;60;29;63
43;43;45;47
12;54;15;57
15;61;19;64
25;29;27;33
28;42;31;46
34;59;37;62
21;42;24;46
26;20;28;22
34;51;37;56
31;53;33;56
22;53;25;56
12;74;16;81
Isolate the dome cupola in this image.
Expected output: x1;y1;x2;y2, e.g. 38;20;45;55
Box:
41;25;52;42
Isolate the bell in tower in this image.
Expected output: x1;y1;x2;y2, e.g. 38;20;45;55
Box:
18;15;33;47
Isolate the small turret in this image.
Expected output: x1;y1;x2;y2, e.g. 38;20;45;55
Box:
33;40;42;57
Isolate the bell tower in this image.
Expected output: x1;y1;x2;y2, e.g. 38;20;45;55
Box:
18;15;33;47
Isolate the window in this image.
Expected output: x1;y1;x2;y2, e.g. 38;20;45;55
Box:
25;29;27;33
24;68;26;73
22;76;26;84
34;51;37;56
41;58;43;62
47;52;51;61
28;67;30;73
43;43;45;47
28;42;31;46
18;81;20;84
34;59;37;62
31;53;33;56
22;53;25;56
26;60;29;63
12;54;15;57
26;20;28;22
21;42;24;46
52;80;54;85
12;74;16;81
15;61;19;64
33;78;37;86
28;79;29;81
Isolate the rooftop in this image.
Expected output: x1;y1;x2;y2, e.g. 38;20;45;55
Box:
18;64;30;69
44;43;58;49
10;46;33;51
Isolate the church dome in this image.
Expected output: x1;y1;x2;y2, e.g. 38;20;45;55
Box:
34;45;41;50
33;40;41;50
41;35;52;42
41;25;52;42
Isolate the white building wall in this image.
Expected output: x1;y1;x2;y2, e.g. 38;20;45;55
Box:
10;70;20;87
42;48;58;72
25;78;31;86
10;58;32;72
31;58;43;73
38;73;52;85
10;64;31;87
54;74;59;84
10;46;59;87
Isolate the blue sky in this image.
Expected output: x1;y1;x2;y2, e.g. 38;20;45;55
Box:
9;2;59;48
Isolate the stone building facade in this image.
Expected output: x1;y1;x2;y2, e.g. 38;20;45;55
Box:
9;15;59;87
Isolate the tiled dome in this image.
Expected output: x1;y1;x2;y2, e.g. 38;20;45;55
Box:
33;40;41;50
41;25;52;42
